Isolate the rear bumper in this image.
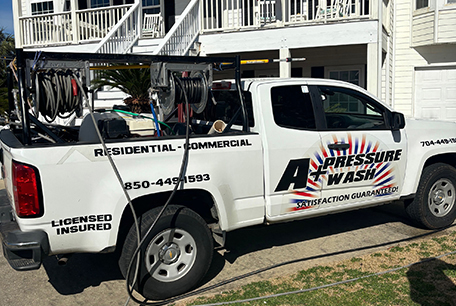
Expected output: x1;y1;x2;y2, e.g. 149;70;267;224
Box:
0;196;49;271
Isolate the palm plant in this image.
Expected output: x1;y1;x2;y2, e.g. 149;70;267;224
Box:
0;29;16;116
91;66;152;113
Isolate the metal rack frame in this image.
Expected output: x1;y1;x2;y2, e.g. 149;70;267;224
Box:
14;49;245;146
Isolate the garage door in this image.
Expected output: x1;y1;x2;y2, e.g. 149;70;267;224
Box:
414;67;456;121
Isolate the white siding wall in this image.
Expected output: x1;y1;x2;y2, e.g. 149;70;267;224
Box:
381;54;387;102
411;12;434;46
393;1;456;118
21;1;28;16
392;1;429;116
438;8;456;43
381;0;394;105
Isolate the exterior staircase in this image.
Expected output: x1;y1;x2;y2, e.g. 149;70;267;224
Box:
131;38;164;54
93;88;129;109
92;0;201;107
94;0;200;56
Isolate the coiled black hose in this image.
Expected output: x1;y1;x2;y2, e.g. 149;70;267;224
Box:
175;77;204;105
34;69;82;122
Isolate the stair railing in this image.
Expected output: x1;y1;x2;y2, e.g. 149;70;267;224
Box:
94;1;141;54
153;0;201;55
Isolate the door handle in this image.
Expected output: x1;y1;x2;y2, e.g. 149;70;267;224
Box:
328;143;350;151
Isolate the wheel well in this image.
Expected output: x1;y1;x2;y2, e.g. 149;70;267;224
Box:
423;153;456;170
115;189;218;252
404;154;456;207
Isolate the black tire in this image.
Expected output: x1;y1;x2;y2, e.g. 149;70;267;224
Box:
119;205;213;300
405;163;456;229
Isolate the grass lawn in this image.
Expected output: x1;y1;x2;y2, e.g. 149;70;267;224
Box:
181;231;456;306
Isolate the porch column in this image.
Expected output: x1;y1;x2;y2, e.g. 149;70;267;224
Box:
366;42;379;96
137;0;142;39
12;0;22;48
71;0;79;44
279;47;291;78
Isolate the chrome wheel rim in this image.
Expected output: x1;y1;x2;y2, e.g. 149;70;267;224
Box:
428;178;455;217
145;228;197;282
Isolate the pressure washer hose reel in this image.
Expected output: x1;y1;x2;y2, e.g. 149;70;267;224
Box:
33;69;84;122
150;63;212;116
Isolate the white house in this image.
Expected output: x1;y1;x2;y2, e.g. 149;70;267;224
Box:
10;0;456;120
391;0;456;121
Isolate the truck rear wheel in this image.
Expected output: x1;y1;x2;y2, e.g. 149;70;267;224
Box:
119;205;213;300
406;163;456;229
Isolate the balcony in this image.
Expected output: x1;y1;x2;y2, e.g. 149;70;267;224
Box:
19;5;134;47
411;4;456;47
201;0;371;33
16;0;374;52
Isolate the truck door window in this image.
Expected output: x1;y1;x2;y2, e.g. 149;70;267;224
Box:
318;85;386;130
271;85;316;130
194;90;255;129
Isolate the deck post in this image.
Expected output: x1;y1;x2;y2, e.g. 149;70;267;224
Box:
71;0;79;44
279;47;291;78
367;42;379;96
12;0;22;48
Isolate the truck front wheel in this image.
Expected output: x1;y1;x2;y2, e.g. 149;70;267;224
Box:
119;205;214;300
406;163;456;229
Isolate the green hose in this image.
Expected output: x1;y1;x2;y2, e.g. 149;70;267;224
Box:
106;109;175;135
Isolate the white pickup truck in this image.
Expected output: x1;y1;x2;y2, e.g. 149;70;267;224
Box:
1;53;456;300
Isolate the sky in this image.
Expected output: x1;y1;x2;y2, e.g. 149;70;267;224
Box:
0;0;14;35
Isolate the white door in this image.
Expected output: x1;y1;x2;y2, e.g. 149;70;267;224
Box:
312;83;407;209
414;67;456;121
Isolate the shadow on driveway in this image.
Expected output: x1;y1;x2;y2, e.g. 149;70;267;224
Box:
222;202;415;264
43;252;123;295
43;202;417;296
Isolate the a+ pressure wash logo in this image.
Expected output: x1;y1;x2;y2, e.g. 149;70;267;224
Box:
274;134;402;211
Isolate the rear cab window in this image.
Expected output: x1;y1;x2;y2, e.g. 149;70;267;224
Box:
270;85;316;130
191;84;255;133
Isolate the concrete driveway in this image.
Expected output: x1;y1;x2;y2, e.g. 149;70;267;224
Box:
0;180;448;306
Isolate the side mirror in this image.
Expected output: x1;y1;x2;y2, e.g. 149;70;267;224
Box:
391;112;405;130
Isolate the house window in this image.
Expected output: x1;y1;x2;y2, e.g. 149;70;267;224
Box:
325;65;366;89
143;0;160;14
64;0;70;11
448;0;456;3
416;0;429;9
80;0;133;9
113;0;134;4
329;70;360;85
31;1;54;15
91;0;110;8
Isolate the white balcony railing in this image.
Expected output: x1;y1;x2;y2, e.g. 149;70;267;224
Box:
201;0;370;32
19;4;132;47
20;12;72;46
77;4;131;41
